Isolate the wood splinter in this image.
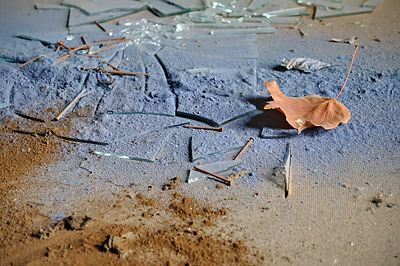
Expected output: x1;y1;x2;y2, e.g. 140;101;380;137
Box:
82;66;148;76
234;138;254;160
93;37;125;43
53;54;71;66
194;166;234;186
56;41;71;51
81;36;90;49
101;38;132;47
55;89;93;121
90;44;117;55
15;55;43;70
103;61;120;71
93;20;109;32
183;125;223;132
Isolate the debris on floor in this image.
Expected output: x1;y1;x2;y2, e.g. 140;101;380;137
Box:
281;57;332;73
162;176;180;190
63;214;91;230
190;129;245;161
187;160;242;183
330;37;358;44
272;143;292;197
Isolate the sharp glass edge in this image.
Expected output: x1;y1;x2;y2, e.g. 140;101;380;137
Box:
283;142;291;197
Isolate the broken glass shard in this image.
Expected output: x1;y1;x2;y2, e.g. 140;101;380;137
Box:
61;0;146;15
91;129;174;162
362;0;383;8
281;58;332;73
247;0;273;12
272;143;292;196
55;114;188;146
96;44;176;116
260;127;297;138
208;27;276;35
262;6;309;18
0;38;52;62
188;160;243;183
146;0;186;17
14;62;88;122
35;3;69;10
68;8;138;27
15;30;76;46
156;45;258;126
296;0;344;10
314;4;373;19
175;22;273;31
162;0;204;10
190;129;245;162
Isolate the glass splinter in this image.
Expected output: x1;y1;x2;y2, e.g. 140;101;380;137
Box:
296;0;344;10
362;0;384;8
314;4;373;19
188;160;242;183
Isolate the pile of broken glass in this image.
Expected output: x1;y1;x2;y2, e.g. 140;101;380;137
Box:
0;0;383;182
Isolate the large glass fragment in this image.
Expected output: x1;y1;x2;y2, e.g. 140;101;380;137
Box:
49;114;188;145
15;30;72;46
227;0;308;17
96;44;176;116
260;127;297;138
162;0;204;10
190;129;245;161
262;6;309;18
362;0;383;8
157;44;258;126
314;4;373;18
61;0;146;15
68;8;139;27
13;62;88;122
188;160;243;183
35;3;69;10
146;0;186;16
296;0;344;10
92;129;174;162
247;0;273;12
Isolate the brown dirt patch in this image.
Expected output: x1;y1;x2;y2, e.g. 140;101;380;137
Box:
0;115;71;254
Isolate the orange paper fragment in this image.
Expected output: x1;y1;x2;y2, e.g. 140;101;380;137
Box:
264;81;351;133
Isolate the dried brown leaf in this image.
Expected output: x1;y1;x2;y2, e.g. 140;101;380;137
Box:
264;43;359;134
263;81;351;133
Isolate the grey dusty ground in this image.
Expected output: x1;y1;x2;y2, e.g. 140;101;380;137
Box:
0;0;399;265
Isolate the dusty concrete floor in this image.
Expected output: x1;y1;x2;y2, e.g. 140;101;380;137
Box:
0;1;399;265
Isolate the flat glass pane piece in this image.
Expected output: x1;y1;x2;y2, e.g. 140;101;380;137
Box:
228;0;308;17
68;7;140;27
157;44;258;126
146;0;186;16
92;129;174;162
188;160;242;183
262;6;309;18
362;0;383;8
260;127;298;138
296;0;344;10
163;0;204;10
35;3;69;10
49;114;188;145
191;129;245;161
314;4;373;18
247;0;273;12
96;45;176;116
15;30;74;46
14;63;87;122
62;0;146;15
